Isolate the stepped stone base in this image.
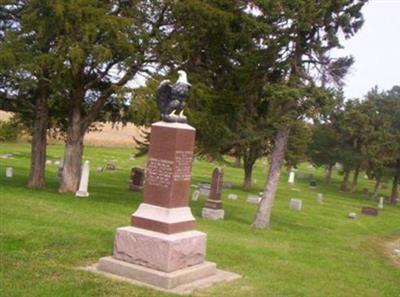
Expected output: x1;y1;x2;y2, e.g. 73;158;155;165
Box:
85;257;241;294
113;226;206;272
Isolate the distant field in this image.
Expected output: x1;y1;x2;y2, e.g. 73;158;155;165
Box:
0;111;12;121
1;111;146;148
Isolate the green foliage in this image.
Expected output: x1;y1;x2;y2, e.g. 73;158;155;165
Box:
285;121;312;167
0;119;23;142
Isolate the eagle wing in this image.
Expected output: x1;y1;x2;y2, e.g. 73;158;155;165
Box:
156;80;172;113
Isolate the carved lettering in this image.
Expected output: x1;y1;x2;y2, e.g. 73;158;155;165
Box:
146;158;174;188
174;151;193;181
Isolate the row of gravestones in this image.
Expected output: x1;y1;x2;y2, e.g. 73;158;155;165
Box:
3;162;389;217
287;169;386;218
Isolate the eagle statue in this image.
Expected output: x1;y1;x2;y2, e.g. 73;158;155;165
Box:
156;70;191;123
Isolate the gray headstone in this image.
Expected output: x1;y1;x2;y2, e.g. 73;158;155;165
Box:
316;193;323;204
348;212;357;219
378;197;384;209
227;193;238;200
289;198;302;211
192;190;200;201
198;183;211;196
246;195;261;204
5;167;13;178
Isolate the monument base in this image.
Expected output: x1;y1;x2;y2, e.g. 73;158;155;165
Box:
75;191;89;197
113;226;206;272
202;208;224;220
85;257;241;294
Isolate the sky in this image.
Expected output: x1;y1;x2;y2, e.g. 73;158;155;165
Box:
337;0;400;99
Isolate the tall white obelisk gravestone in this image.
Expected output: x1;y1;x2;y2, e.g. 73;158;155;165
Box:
76;160;90;197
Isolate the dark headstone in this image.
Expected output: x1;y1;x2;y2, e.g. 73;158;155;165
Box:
361;207;379;216
204;168;223;210
129;167;145;192
309;180;317;188
106;163;116;170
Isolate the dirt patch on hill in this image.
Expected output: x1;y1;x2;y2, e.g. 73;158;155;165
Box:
384;238;400;267
83;122;148;148
0;111;12;121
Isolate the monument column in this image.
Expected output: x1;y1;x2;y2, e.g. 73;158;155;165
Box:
131;122;196;233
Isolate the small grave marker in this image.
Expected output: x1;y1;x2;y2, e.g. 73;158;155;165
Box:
361;207;378;216
192;190;200;201
227;193;238;200
316;193;323;204
129;167;144;192
5;167;13;178
348;212;357;219
246;195;261;204
378;197;384;209
289;198;302;211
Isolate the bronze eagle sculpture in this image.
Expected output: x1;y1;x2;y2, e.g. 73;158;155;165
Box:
156;70;191;123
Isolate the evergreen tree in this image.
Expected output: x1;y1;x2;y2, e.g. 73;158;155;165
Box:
252;0;367;228
0;1;64;188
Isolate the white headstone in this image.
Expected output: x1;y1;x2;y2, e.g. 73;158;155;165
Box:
76;161;90;197
288;171;295;184
316;193;323;204
348;212;357;219
378;197;384;209
289;198;302;211
246;195;261;204
227;193;238;200
46;160;53;165
192;190;200;201
54;160;61;166
6;167;13;178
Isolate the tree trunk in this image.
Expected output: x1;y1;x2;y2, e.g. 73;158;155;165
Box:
350;164;360;193
252;127;290;229
372;176;381;198
59;104;85;193
390;161;400;204
243;159;255;191
325;164;333;184
27;95;48;188
340;170;350;192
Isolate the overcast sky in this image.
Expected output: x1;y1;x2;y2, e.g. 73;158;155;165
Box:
337;0;400;99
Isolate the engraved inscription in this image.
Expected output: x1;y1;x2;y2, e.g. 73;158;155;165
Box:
146;158;174;188
174;151;193;181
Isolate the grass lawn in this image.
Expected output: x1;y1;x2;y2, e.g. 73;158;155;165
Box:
1;142;399;297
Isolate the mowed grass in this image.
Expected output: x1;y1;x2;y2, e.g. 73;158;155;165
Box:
0;142;399;297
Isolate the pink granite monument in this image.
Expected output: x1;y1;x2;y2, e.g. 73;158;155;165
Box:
91;71;239;293
94;121;239;292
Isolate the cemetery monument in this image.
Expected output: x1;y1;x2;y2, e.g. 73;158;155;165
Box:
91;71;239;293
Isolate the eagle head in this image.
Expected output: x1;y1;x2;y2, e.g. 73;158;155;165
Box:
177;70;190;86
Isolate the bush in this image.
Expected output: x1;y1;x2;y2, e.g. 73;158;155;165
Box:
0;120;22;142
